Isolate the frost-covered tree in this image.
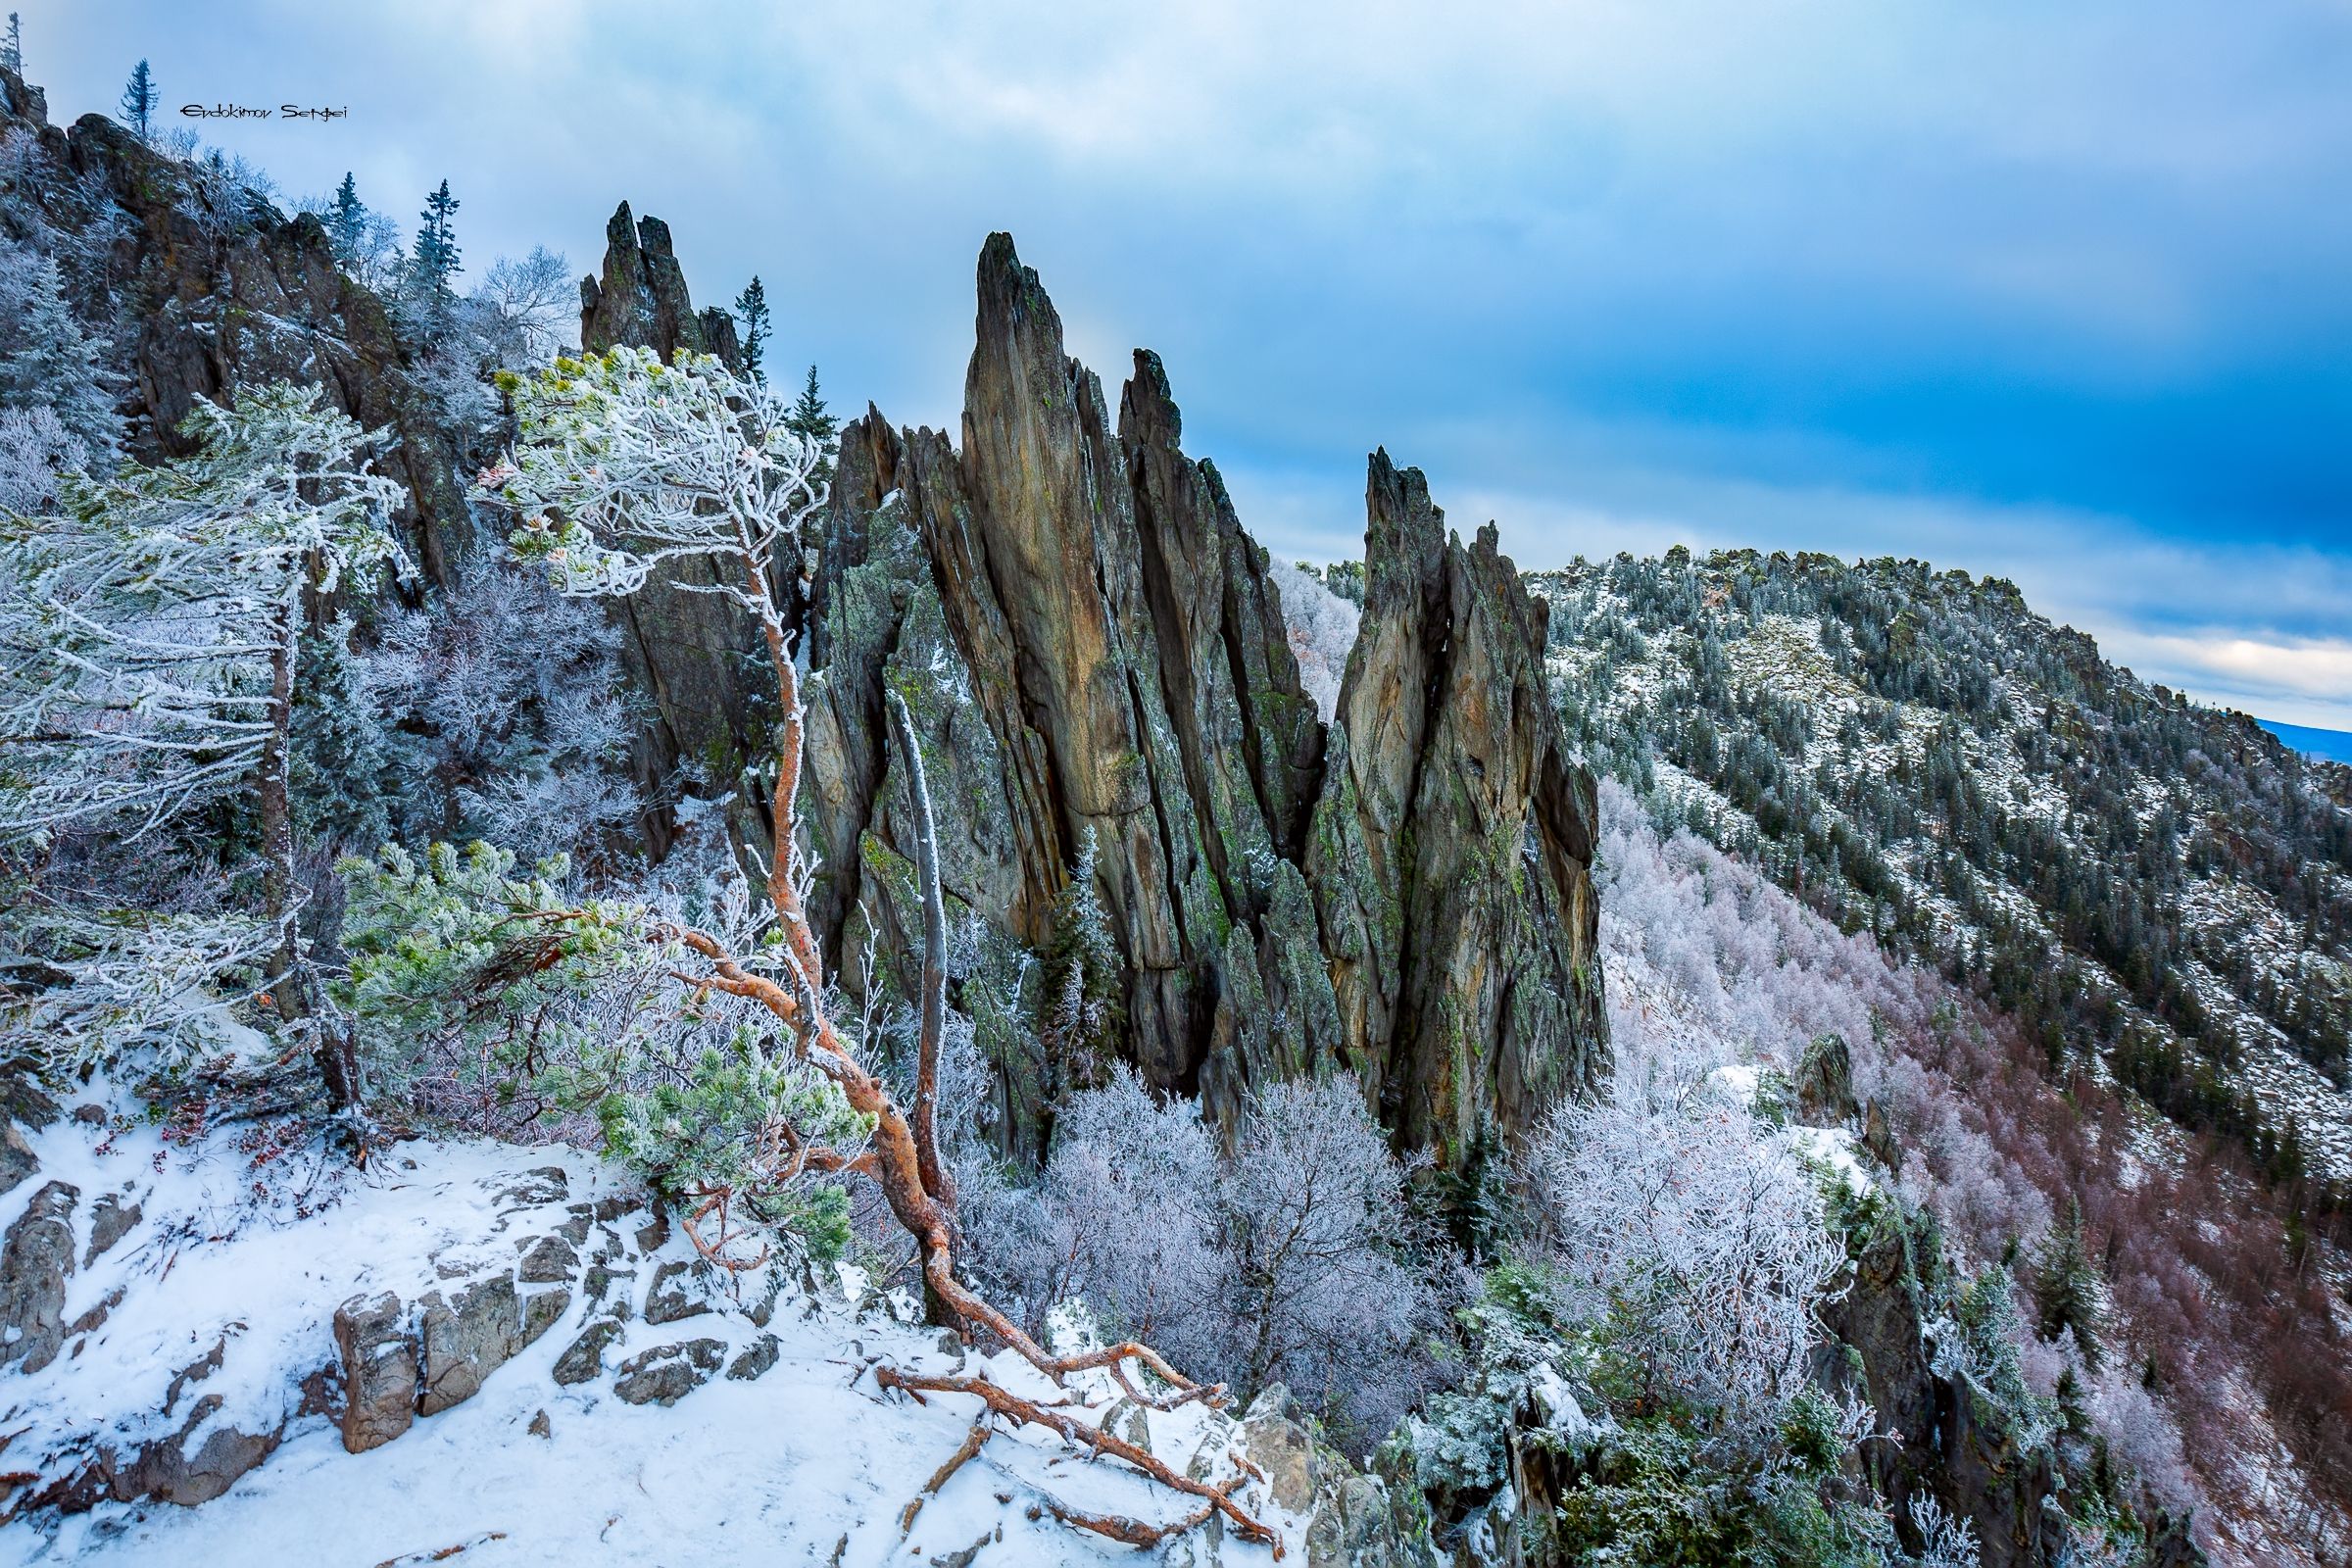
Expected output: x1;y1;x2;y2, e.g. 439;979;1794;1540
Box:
0;241;121;459
1270;558;1359;723
0;406;88;514
1905;1494;1981;1568
1026;1067;1222;1347
1218;1074;1444;1440
0;383;408;1103
324;172;368;266
407;178;463;331
363;551;639;860
787;364;837;484
304;173;405;294
2031;1197;2105;1370
1036;824;1121;1108
2;14;22;77
119;59;157;143
466;247;572;366
1526;1076;1848;1427
479;348;1282;1552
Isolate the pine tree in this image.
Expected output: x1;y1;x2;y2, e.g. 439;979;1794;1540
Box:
2032;1197;2104;1370
733;276;770;384
0;246;120;460
326;172;368;267
119;59;157;143
787;364;837;483
2;14;23;76
408;179;463;329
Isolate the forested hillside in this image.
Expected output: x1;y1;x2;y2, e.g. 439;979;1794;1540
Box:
1535;550;2352;1188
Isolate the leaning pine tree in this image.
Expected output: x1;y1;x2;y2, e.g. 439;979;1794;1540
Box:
483;346;1281;1555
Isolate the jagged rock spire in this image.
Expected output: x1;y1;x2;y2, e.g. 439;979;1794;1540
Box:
803;233;1606;1160
579;201;742;371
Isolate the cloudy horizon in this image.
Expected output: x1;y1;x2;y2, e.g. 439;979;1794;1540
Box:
20;0;2350;731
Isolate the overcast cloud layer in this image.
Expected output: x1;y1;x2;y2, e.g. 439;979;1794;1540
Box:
24;0;2352;726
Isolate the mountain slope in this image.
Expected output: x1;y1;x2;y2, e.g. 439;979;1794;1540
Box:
1535;549;2352;1184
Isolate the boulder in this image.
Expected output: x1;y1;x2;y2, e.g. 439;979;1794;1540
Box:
612;1338;727;1406
332;1290;416;1453
82;1192;140;1267
0;1122;38;1199
643;1259;711;1325
416;1275;527;1416
0;1181;77;1373
725;1334;781;1382
552;1316;624;1387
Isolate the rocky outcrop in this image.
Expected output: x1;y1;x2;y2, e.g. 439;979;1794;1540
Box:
575;202;776;857
578;202;743;372
808;234;1602;1155
0;65;475;584
1305;455;1605;1156
1823;1224;2203;1568
332;1291;416;1453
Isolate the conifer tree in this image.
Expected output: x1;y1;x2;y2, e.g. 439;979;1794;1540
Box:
787;364;837;483
2032;1197;2104;1370
119;59;157;143
1038;824;1122;1104
733;275;770;384
0;246;120;460
2;14;23;76
408;179;463;329
326;172;368;266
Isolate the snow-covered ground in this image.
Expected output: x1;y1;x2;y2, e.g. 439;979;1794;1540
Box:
0;1101;1306;1567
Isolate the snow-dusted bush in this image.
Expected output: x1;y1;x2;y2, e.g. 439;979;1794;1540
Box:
1524;1074;1847;1429
1905;1493;1981;1568
0;405;87;514
1269;557;1358;723
360;551;641;863
339;840;867;1263
969;1068;1448;1448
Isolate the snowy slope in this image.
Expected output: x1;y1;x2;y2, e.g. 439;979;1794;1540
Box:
0;1102;1308;1567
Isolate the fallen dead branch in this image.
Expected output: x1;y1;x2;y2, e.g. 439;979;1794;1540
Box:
875;1366;1281;1555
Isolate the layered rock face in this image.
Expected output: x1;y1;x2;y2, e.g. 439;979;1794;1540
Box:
805;234;1604;1157
1306;456;1606;1154
0;67;473;582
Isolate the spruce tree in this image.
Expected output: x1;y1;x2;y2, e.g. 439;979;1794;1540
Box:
2032;1197;2104;1369
3;14;23;76
787;364;837;482
408;179;463;330
326;172;368;267
733;276;770;384
119;59;158;143
0;247;120;460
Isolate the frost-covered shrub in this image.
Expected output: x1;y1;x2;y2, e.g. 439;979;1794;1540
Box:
0;406;90;514
1525;1075;1847;1431
968;1068;1450;1449
344;552;641;864
1269;558;1359;723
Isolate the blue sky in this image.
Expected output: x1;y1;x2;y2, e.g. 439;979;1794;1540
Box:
24;0;2352;727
